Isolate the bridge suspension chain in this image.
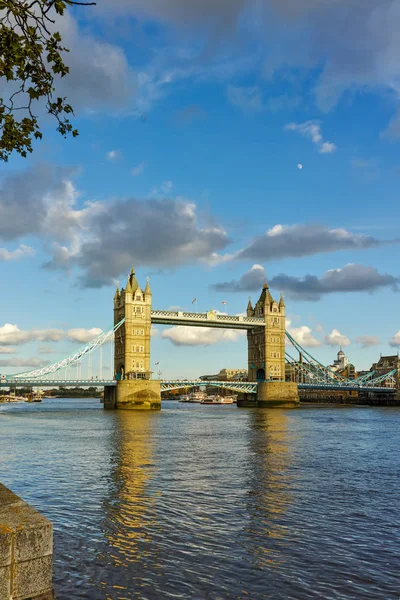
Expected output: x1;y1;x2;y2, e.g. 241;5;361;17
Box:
9;318;126;381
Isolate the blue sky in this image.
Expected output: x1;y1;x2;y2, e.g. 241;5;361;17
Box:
1;0;400;378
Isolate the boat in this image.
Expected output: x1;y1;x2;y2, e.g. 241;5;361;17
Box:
179;391;207;403
33;391;43;402
201;395;236;405
1;393;26;403
25;391;43;403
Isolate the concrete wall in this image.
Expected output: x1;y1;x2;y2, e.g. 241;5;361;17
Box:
0;484;54;599
257;381;299;408
116;380;161;410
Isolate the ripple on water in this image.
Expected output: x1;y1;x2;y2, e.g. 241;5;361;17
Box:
0;400;399;599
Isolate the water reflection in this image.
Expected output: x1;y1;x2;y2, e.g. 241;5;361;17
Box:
1;400;399;600
246;409;296;569
101;411;160;597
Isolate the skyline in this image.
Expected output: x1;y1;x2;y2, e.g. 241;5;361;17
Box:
1;0;400;378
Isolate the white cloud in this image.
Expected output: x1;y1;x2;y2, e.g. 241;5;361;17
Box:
151;326;159;337
56;0;400;136
38;345;59;355
0;164;230;287
320;142;337;154
236;223;389;262
53;10;135;112
286;320;321;348
162;326;245;346
107;150;122;161
0;358;51;368
0;347;17;354
67;328;103;343
389;331;400;347
0;324;64;346
149;180;174;197
131;162;146;176
212;264;266;292
285;121;337;154
325;329;351;347
355;336;380;348
270;263;399;301
0;245;35;262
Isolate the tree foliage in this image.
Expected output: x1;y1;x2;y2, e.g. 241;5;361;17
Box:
0;0;95;161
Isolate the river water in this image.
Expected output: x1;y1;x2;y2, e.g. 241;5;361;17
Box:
0;399;399;599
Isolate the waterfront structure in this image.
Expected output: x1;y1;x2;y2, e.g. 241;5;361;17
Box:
0;484;54;599
200;368;248;382
371;354;400;387
246;284;299;407
114;268;152;380
110;272;298;409
2;268;397;406
111;268;160;410
247;284;286;382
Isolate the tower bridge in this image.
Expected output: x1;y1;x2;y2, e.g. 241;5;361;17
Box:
1;267;398;409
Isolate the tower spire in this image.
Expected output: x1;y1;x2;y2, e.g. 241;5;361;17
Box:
145;276;152;296
127;265;139;293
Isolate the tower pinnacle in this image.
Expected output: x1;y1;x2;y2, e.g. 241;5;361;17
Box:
145;276;152;295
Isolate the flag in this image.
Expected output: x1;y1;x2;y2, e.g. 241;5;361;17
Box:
192;298;197;304
222;301;227;305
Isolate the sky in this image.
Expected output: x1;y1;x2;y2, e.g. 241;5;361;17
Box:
1;0;400;379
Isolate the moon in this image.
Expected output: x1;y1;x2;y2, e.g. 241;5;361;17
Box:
297;164;303;170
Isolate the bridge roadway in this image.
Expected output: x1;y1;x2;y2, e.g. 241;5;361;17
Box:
1;378;395;394
151;310;265;329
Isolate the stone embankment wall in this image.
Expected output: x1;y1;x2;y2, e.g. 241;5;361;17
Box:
299;389;400;406
0;484;54;599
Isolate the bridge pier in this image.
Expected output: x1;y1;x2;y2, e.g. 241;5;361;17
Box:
105;380;161;410
256;381;299;408
104;385;117;409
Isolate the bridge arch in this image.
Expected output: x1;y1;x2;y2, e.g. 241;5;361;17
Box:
256;368;265;382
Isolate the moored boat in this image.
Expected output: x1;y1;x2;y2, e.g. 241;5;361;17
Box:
179;391;207;403
201;395;235;405
1;394;26;403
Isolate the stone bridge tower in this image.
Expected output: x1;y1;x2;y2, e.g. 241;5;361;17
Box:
247;282;299;408
106;267;161;410
113;267;152;380
247;282;286;382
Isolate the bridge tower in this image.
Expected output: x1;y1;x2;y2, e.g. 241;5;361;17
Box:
114;268;152;380
246;282;299;408
247;283;286;383
105;267;161;411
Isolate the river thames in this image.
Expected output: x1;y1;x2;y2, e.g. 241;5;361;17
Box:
0;399;399;599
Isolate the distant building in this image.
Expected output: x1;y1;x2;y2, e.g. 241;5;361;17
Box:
330;349;349;372
370;354;400;388
200;368;248;382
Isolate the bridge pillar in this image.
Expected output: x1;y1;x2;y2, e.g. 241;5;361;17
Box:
247;283;286;384
111;268;161;410
257;381;299;408
247;282;299;408
116;380;161;410
104;385;117;409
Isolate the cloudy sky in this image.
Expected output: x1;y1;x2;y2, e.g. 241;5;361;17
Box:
1;0;400;378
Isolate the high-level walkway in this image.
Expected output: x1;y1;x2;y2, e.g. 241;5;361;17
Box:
151;310;264;329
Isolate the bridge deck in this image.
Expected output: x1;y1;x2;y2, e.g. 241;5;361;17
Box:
1;378;394;393
151;310;265;330
1;380;116;388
